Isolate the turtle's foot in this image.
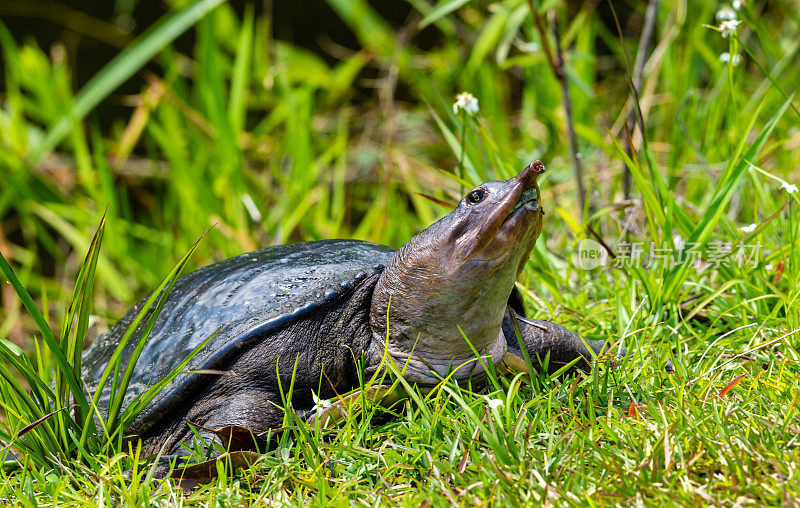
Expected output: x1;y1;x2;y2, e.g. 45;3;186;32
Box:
503;309;674;376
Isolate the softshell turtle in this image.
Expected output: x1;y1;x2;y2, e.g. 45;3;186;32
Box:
83;162;612;453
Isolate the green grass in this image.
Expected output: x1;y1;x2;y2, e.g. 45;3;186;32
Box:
1;0;799;504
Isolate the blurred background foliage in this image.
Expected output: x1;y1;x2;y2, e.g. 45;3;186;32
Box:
0;0;798;348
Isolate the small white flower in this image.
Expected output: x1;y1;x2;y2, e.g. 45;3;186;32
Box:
486;398;503;410
453;92;479;116
719;19;740;38
781;181;798;194
716;7;737;21
720;52;742;65
740;223;757;233
732;0;744;10
312;391;332;414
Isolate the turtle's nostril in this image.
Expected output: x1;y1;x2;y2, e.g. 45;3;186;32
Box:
515;161;546;189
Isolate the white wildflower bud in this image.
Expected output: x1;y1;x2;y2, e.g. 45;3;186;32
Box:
720;52;742;65
719;19;740;38
453;92;479;116
485;397;503;410
716;7;737;21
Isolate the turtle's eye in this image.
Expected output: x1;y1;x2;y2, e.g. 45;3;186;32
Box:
467;189;486;205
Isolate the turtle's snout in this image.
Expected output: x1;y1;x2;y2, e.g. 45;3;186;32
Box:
516;160;545;190
502;160;544;218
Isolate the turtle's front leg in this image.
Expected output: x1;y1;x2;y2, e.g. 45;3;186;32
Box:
501;309;616;376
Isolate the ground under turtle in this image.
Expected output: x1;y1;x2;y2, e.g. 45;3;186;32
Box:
82;162;612;454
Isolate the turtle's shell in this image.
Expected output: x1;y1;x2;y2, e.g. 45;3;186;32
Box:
82;240;395;427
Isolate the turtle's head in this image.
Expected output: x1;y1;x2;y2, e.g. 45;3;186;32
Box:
370;162;545;384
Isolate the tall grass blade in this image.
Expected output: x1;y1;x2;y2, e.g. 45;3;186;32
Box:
0;246;87;417
55;212;106;430
82;232;207;447
30;0;226;164
418;0;470;29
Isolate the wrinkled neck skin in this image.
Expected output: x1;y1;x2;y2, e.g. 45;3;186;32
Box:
368;169;544;385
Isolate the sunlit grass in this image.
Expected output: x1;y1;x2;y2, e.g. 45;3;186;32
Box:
0;0;799;504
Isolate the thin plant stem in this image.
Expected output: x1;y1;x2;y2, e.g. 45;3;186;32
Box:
608;0;663;209
733;33;800;120
459;111;467;195
551;13;587;218
728;35;738;143
624;0;660;199
528;2;587;218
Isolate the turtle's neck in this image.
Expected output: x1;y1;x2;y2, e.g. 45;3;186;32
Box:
366;235;512;385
